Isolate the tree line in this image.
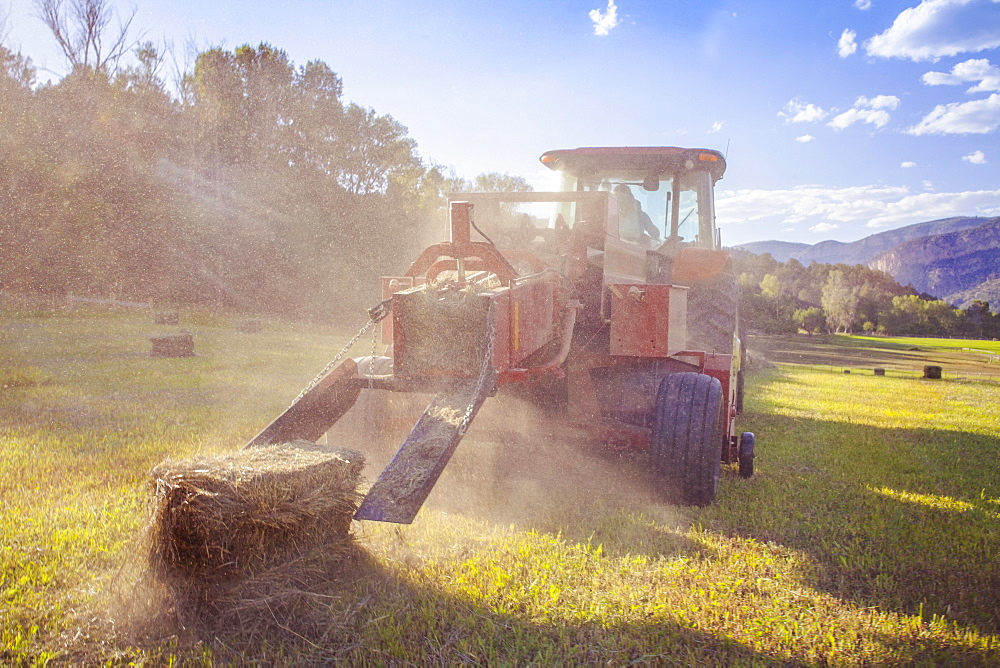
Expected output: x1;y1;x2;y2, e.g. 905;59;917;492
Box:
0;1;525;319
734;251;1000;340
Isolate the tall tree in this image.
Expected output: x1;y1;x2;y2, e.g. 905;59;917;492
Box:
336;104;417;195
191;43;295;167
821;270;861;333
34;0;135;74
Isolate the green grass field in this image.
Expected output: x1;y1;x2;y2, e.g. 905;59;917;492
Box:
753;333;1000;378
2;305;999;664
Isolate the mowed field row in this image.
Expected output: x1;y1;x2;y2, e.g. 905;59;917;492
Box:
1;306;998;664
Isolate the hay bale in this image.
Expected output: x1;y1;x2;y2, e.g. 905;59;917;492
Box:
150;332;194;358
147;441;364;626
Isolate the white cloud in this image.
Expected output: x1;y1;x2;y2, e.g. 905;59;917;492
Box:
922;58;1000;92
963;149;988;163
865;189;1000;226
855;0;873;9
717;184;911;226
865;0;1000;62
589;0;620;36
907;92;1000;133
795;134;815;142
810;222;840;233
828;95;900;129
901;160;918;167
838;29;859;57
861;94;902;110
709;121;724;133
716;184;1000;232
780;99;828;123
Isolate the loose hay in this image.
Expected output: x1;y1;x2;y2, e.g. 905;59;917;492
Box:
146;440;365;634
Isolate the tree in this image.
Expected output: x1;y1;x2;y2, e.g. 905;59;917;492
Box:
35;0;135;74
336;104;417;195
190;43;296;166
963;300;1000;339
794;307;826;334
0;45;35;91
287;60;344;174
114;40;168;96
472;172;532;193
759;274;781;299
821;270;861;333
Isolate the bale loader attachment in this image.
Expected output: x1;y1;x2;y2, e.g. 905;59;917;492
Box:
244;354;494;524
354;379;491;523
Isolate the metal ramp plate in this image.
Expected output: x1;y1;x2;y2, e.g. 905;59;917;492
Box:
354;381;489;524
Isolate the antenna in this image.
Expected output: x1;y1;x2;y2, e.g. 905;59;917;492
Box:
725;139;731;160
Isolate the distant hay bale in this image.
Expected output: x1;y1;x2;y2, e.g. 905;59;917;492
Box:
149;332;194;357
146;441;364;631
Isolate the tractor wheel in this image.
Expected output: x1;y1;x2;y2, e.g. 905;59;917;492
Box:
685;267;738;354
738;432;755;479
651;372;724;506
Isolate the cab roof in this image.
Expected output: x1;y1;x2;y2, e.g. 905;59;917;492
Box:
539;146;727;182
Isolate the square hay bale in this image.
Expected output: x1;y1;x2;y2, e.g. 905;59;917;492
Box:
147;441;364;619
149;332;194;358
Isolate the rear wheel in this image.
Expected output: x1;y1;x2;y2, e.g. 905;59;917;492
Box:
650;372;724;506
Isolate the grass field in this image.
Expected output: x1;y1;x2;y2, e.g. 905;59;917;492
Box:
2;304;999;664
753;333;1000;378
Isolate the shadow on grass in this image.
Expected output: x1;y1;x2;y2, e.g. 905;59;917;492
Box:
92;544;785;666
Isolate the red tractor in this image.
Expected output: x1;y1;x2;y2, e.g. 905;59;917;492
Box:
247;146;754;523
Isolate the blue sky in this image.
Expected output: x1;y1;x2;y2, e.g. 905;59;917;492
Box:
4;0;1000;246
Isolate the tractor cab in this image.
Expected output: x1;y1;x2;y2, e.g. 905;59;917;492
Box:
540;146;727;251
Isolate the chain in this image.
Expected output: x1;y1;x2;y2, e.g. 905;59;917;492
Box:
286;299;392;410
458;299;497;435
368;315;379;390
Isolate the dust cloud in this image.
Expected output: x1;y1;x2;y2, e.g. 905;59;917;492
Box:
327;388;692;538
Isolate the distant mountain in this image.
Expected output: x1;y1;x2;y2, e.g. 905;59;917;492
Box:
734;216;989;266
732;240;809;262
733;216;1000;307
869;218;1000;302
945;278;1000;309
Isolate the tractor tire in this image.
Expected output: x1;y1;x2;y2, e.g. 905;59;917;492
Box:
650;372;724;506
738;432;755;479
685;268;738;354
